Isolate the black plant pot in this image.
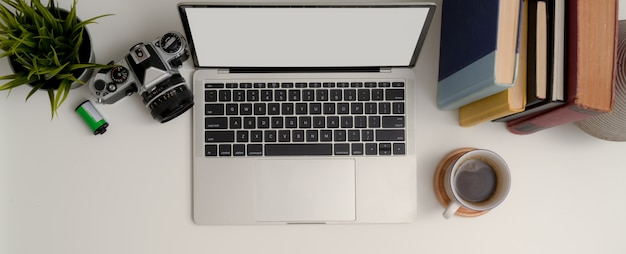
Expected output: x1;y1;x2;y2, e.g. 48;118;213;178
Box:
8;8;95;90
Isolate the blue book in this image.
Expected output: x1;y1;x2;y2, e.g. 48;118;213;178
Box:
437;0;523;110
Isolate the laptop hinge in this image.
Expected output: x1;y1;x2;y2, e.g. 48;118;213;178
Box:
379;67;392;73
226;67;382;73
217;68;230;74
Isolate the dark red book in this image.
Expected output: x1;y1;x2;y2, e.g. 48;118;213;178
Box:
506;0;617;135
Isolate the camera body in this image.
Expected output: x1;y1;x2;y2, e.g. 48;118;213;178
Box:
90;32;194;123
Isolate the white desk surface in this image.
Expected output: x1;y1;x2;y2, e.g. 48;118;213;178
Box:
2;0;626;253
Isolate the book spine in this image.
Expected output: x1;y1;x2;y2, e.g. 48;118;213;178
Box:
437;0;507;110
506;0;618;135
506;104;604;134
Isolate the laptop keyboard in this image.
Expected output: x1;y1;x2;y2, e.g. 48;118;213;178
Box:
203;80;406;156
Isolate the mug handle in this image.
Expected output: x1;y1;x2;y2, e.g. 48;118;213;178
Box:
443;201;461;219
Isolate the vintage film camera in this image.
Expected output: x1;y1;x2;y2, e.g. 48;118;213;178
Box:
90;32;193;123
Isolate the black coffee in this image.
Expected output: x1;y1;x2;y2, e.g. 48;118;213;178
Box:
455;159;497;203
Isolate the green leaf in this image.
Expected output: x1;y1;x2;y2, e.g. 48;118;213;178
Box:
32;0;61;34
25;80;45;101
7;33;36;48
0;0;113;119
73;14;113;33
0;74;31;90
69;63;112;71
47;88;55;119
64;0;78;32
57;79;72;108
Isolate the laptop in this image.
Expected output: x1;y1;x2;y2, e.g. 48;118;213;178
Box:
178;2;436;225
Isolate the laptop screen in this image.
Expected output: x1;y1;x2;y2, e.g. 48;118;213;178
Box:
179;3;435;69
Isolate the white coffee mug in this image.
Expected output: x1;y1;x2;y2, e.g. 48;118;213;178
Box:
442;149;511;219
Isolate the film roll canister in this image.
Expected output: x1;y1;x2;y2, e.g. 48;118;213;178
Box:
75;100;109;135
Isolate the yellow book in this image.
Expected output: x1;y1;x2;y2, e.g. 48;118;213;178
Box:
459;0;529;127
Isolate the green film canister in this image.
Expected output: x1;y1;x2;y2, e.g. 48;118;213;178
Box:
75;100;109;135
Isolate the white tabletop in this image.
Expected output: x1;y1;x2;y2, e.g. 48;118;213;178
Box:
2;0;626;253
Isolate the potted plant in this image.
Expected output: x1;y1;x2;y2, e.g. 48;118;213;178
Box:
0;0;111;118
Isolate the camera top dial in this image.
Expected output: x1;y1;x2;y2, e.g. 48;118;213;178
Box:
159;32;183;54
110;66;129;83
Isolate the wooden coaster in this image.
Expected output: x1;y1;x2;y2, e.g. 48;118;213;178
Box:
433;148;489;217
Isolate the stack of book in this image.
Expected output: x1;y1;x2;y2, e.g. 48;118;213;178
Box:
437;0;618;135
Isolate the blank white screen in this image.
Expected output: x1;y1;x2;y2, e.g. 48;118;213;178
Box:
184;6;431;67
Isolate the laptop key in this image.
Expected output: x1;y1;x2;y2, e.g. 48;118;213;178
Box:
379;102;391;114
247;90;259;101
229;117;242;129
393;143;406;155
240;103;253;115
376;130;405;141
313;116;325;128
316;89;329;101
260;90;272;101
237;131;249;142
379;143;392;155
257;117;269;128
368;116;380;128
289;90;301;101
265;130;277;142
292;130;305;142
385;89;404;100
327;116;339;128
251;131;263;142
275;90;287;101
341;116;353;128
344;89;357;101
247;144;263;156
320;130;332;141
306;130;318;142
205;104;224;115
205;83;224;88
334;130;346;141
309;103;322;114
330;89;342;101
219;90;231;101
278;130;290;142
365;143;377;155
205;131;235;143
206;117;228;129
243;117;255;129
334;144;350;155
348;130;360;141
302;89;315;101
219;144;232;156
226;103;238;115
233;144;245;156
265;144;332;156
205;145;218;156
351;143;364;155
355;116;367;128
372;89;384;100
393;102;404;114
285;117;298;128
362;130;374;141
358;89;370;101
365;103;377;114
205;90;217;102
382;116;405;128
271;117;284;128
296;103;308;114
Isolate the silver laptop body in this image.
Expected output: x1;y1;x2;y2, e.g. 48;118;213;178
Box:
178;2;436;225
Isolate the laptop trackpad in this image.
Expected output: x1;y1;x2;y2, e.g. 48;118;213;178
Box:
255;159;356;223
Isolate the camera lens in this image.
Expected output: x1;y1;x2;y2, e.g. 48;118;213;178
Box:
141;74;194;123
